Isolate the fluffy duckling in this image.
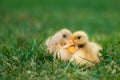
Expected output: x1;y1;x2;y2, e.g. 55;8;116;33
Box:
64;31;102;66
45;28;75;61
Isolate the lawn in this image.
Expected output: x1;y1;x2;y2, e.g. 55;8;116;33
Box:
0;0;120;80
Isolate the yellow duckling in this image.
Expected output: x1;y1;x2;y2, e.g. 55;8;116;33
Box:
45;28;75;61
64;31;102;66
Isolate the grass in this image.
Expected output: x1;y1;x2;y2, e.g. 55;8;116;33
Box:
0;0;120;79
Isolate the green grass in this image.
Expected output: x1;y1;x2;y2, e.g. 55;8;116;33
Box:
0;0;120;79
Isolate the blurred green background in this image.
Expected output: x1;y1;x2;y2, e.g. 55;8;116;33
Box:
0;0;120;37
0;0;120;79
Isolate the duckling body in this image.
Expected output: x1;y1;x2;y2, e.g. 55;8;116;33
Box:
70;50;93;66
45;28;73;61
70;42;101;66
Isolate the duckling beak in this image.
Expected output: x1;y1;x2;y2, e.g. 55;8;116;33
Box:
63;40;74;48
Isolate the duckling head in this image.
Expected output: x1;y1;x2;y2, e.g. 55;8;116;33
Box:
72;31;89;47
63;31;88;49
56;28;72;46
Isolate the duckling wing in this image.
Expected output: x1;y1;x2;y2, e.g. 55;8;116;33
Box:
88;42;102;57
45;36;60;53
54;48;72;61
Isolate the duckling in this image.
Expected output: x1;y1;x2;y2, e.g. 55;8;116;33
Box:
45;28;74;61
64;31;102;66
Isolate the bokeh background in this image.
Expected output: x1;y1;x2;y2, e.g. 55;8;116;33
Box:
0;0;120;79
0;0;120;40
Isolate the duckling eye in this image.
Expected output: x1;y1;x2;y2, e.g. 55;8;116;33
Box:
63;34;67;38
77;36;81;39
